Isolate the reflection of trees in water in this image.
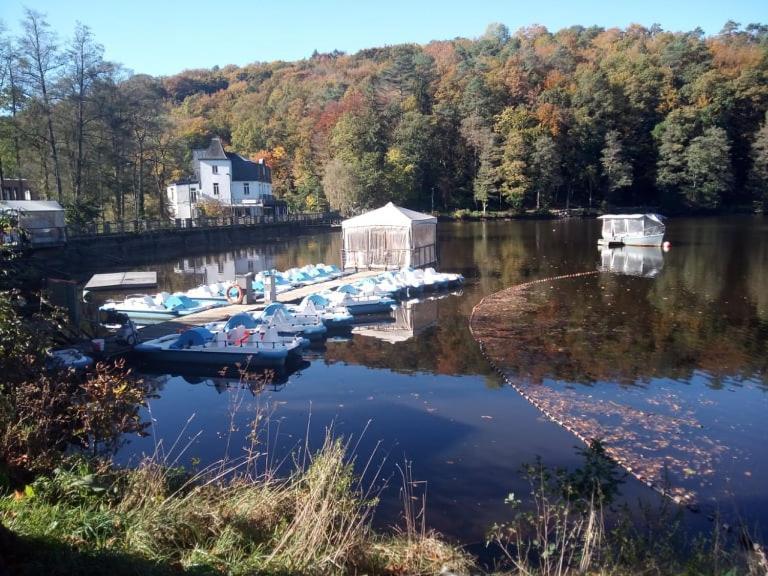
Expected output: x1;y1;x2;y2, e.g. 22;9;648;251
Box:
470;270;767;505
490;273;766;385
746;238;768;322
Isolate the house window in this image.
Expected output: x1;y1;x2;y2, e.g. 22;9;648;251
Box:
212;165;218;174
213;183;219;196
244;182;250;195
190;188;197;203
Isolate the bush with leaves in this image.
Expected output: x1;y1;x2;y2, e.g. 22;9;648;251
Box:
0;292;152;483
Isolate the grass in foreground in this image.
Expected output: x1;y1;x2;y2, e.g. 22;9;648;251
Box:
4;438;768;576
0;433;471;576
4;439;768;576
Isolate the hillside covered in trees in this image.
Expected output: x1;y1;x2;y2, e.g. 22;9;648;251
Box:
2;12;768;221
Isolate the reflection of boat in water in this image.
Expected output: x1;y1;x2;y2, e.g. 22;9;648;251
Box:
598;245;664;278
597;214;665;246
141;358;311;393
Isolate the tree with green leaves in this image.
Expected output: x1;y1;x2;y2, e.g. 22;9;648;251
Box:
322;156;362;216
531;134;562;210
600;130;633;199
497;131;530;210
473;147;499;215
496;106;537;210
655;110;696;206
685;126;732;209
748;113;768;210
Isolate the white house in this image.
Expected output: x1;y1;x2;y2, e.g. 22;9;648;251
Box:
166;137;286;219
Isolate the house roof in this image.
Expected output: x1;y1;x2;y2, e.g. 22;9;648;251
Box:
193;137;227;161
342;202;437;228
0;200;64;213
227;152;271;182
190;137;271;183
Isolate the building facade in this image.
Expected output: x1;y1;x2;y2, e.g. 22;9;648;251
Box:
166;137;286;219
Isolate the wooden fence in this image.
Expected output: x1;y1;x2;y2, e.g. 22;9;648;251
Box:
66;211;341;239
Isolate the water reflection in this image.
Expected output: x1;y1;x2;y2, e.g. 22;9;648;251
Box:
471;267;768;507
351;293;458;343
141;358;313;393
95;216;768;542
174;247;278;283
599;245;664;277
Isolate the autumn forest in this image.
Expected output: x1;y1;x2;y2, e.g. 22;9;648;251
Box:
2;12;768;221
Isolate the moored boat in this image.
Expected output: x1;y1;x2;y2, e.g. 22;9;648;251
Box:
324;285;397;315
45;348;94;372
597;214;666;246
134;324;304;368
260;304;328;339
100;293;223;321
296;295;354;328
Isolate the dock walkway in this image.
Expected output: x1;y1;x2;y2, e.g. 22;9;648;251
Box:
85;271;157;291
135;269;381;341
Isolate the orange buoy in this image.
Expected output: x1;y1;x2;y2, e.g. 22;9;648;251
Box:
226;284;244;304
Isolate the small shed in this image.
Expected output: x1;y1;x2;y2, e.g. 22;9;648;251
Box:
0;200;67;247
341;202;437;269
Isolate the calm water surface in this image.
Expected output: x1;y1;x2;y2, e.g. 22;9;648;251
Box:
109;216;767;544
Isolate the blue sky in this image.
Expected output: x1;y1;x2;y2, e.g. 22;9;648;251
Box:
1;0;765;76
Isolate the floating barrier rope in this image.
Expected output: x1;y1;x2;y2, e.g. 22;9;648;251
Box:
469;270;697;508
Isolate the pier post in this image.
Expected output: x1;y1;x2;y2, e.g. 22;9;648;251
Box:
264;270;277;303
235;272;256;304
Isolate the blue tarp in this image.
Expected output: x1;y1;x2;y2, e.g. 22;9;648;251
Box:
224;312;259;330
336;285;359;295
164;294;197;310
305;294;330;307
170;327;214;349
262;303;286;317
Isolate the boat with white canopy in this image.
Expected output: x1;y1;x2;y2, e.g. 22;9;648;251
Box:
597;214;666;246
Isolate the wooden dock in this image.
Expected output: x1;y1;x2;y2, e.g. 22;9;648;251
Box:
85;271;157;291
134;269;382;341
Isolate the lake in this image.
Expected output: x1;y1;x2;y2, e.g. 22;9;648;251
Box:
110;216;768;546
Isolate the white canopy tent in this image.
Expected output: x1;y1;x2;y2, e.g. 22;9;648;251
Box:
341;202;437;269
